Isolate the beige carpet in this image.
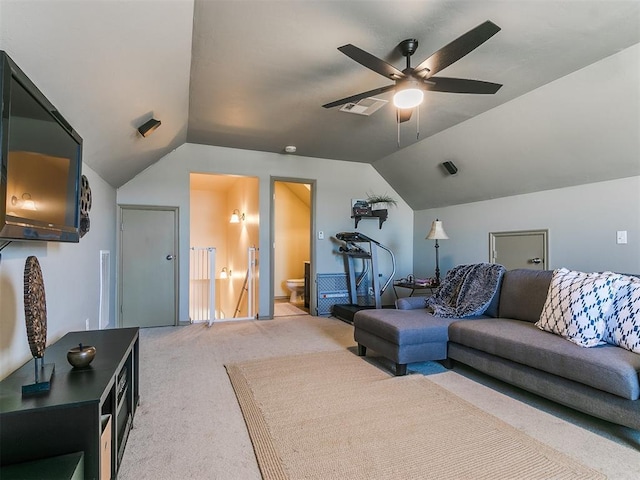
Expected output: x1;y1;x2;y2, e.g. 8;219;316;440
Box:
273;302;308;317
117;320;639;479
227;350;605;480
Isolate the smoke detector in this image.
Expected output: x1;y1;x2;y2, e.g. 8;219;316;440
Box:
339;97;388;116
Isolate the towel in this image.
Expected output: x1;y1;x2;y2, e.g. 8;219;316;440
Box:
426;263;506;318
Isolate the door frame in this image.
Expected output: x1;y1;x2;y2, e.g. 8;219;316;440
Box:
489;229;549;270
270;177;316;318
118;205;180;327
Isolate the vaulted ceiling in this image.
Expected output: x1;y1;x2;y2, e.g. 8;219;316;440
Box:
2;1;639;209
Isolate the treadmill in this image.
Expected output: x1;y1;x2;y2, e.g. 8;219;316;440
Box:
332;232;396;323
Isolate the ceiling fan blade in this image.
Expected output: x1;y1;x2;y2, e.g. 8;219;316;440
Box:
322;84;396;108
424;77;502;94
397;108;413;123
338;44;406;79
413;20;501;79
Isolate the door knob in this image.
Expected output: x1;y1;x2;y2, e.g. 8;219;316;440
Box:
166;254;175;261
529;257;542;264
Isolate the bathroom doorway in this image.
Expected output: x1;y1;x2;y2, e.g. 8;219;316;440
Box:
189;173;259;322
272;179;313;317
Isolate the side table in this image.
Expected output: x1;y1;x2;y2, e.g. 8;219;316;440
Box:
393;281;439;298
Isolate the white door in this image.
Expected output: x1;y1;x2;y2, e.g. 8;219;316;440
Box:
490;230;548;270
120;207;177;327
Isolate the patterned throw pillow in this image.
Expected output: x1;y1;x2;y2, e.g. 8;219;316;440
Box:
603;276;640;354
536;268;620;347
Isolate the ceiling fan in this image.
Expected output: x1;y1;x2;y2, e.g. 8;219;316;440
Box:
323;20;503;123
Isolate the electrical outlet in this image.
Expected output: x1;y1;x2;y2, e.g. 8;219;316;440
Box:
318;231;324;240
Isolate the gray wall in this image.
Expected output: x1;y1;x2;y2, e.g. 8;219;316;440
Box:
0;165;117;379
414;176;640;278
117;144;414;321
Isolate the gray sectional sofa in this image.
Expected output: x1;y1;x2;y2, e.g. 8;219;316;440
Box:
353;268;640;430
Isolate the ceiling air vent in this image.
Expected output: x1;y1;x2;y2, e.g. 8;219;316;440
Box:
339;97;388;116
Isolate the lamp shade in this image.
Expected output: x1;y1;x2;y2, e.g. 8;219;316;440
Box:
393;88;424;109
230;209;241;224
426;219;449;240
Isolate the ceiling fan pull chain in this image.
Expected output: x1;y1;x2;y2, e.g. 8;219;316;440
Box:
397;110;401;148
416;107;420;140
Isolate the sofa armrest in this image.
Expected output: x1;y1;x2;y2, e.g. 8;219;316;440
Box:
395;296;429;310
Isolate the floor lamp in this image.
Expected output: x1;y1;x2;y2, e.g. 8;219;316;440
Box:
426;219;449;285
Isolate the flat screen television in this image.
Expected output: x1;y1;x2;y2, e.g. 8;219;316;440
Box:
1;50;83;243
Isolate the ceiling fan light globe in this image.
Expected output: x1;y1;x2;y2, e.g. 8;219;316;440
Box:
393;88;423;109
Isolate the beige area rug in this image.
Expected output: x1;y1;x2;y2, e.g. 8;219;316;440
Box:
226;350;605;480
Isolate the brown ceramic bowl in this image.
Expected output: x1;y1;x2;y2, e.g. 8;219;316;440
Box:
67;344;96;368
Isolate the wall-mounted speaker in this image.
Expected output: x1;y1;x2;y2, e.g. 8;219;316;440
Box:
442;161;458;175
137;118;161;137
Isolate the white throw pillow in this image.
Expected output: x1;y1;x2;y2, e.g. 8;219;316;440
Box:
604;275;640;354
536;268;620;347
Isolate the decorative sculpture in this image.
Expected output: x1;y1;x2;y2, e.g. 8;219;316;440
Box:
24;256;47;357
22;256;54;395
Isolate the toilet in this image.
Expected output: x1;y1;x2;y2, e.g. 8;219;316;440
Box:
285;279;305;304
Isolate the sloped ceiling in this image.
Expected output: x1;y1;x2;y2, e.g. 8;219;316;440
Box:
0;0;193;187
1;1;639;208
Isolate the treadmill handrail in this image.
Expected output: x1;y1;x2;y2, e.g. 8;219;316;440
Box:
376;243;396;294
335;232;396;295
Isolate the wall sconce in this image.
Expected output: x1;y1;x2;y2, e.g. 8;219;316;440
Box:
230;209;245;224
137;118;161;137
220;267;229;279
11;193;37;211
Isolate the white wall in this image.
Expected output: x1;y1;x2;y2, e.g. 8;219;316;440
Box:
414;176;640;278
0;165;117;379
117;144;414;319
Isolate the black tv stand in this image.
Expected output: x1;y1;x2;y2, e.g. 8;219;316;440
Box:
0;328;139;479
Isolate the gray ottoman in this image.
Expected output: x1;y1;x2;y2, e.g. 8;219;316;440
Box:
353;308;460;375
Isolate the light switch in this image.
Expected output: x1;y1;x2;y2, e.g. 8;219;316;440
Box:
616;230;627;244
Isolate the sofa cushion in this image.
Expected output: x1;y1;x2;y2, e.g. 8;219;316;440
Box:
448;318;640;400
484;274;502;318
536;269;620;347
396;296;431;310
354;309;451;345
354;309;488;346
604;276;640;354
498;269;552;323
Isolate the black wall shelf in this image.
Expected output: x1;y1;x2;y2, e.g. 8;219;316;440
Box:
351;209;388;229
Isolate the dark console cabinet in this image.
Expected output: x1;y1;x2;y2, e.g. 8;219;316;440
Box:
0;328;139;479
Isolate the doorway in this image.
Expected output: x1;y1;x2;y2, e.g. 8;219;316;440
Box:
272;180;313;317
119;206;178;328
189;173;259;322
489;229;549;270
